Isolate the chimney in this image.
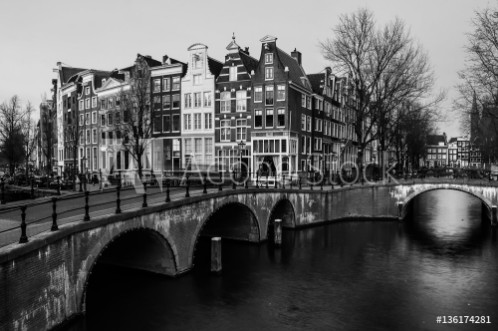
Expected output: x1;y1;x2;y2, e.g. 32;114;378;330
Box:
291;48;302;66
163;54;169;64
244;47;250;55
145;55;152;59
56;61;62;67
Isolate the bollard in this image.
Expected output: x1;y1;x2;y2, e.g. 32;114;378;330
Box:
115;184;122;214
57;176;61;195
274;219;282;246
211;237;222;273
185;178;190;198
19;206;28;243
397;202;403;220
51;197;58;231
1;178;5;204
166;179;171;202
142;182;148;207
203;174;207;194
84;191;90;221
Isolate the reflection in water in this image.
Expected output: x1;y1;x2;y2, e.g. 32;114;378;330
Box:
69;190;497;331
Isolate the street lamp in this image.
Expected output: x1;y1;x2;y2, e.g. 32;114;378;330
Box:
238;140;246;178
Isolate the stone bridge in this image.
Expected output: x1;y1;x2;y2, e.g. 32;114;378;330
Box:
1;180;497;330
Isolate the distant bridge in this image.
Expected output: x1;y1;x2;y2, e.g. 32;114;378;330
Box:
1;178;497;330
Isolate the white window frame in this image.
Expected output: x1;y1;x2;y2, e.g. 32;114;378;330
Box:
265;53;273;64
254;86;263;103
277;85;285;101
236;90;246;112
265;67;274;80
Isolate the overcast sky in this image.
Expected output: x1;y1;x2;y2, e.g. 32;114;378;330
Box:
0;0;492;138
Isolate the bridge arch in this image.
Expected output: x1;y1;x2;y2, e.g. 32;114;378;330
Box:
189;201;261;266
400;186;493;221
81;227;177;312
268;197;296;229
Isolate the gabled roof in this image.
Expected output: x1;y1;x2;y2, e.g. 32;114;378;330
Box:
276;47;311;91
208;57;223;76
307;73;323;94
427;134;447;146
448;137;458;144
60;66;87;84
138;54;162;68
239;50;258;73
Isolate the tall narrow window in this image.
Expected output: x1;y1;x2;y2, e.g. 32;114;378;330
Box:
255;110;262;128
172;115;180;131
172;94;180;109
163;78;171;91
172;77;180;90
192;53;203;69
203;91;212;107
265;67;273;80
265;109;274;128
194;92;201;107
163;115;170;132
236;90;246;111
184;93;192;108
277;108;285;127
265;53;273;64
204;113;212;129
220;120;231;141
229;66;237;81
194;113;201;130
265;85;274;105
277;85;285;101
236;119;247;141
184;114;191;130
154;96;161;111
254;86;263;103
163;95;171;110
220;92;231;112
153;79;161;93
193;74;201;85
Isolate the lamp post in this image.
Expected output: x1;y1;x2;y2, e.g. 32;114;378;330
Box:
238;140;246;184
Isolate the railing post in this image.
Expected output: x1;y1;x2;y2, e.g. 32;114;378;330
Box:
1;178;5;204
256;173;259;188
84;191;90;221
142;182;148;207
232;170;236;190
282;175;285;189
57;176;61;195
218;172;223;192
115;183;121;214
274;175;278;189
299;177;302;190
321;176;324;190
166;179;171;202
19;206;28;243
266;174;269;189
51;197;58;231
185;177;190;198
203;174;207;194
290;175;293;189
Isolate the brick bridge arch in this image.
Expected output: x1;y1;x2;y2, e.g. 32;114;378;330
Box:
396;184;494;221
81;227;178;312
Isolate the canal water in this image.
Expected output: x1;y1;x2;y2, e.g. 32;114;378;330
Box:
70;190;498;330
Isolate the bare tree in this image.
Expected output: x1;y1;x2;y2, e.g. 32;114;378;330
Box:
118;56;152;181
456;5;498;158
0;95;27;175
21;102;37;178
39;100;56;177
320;8;439;173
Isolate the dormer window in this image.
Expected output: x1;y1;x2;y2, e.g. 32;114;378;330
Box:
265;53;273;64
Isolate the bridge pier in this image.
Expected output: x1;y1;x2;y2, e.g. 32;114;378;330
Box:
211;237;222;273
397;202;403;220
274;219;282;246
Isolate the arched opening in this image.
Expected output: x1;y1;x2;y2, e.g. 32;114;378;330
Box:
266;198;296;247
199;202;260;242
403;189;492;250
83;228;177;330
192;202;260;272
